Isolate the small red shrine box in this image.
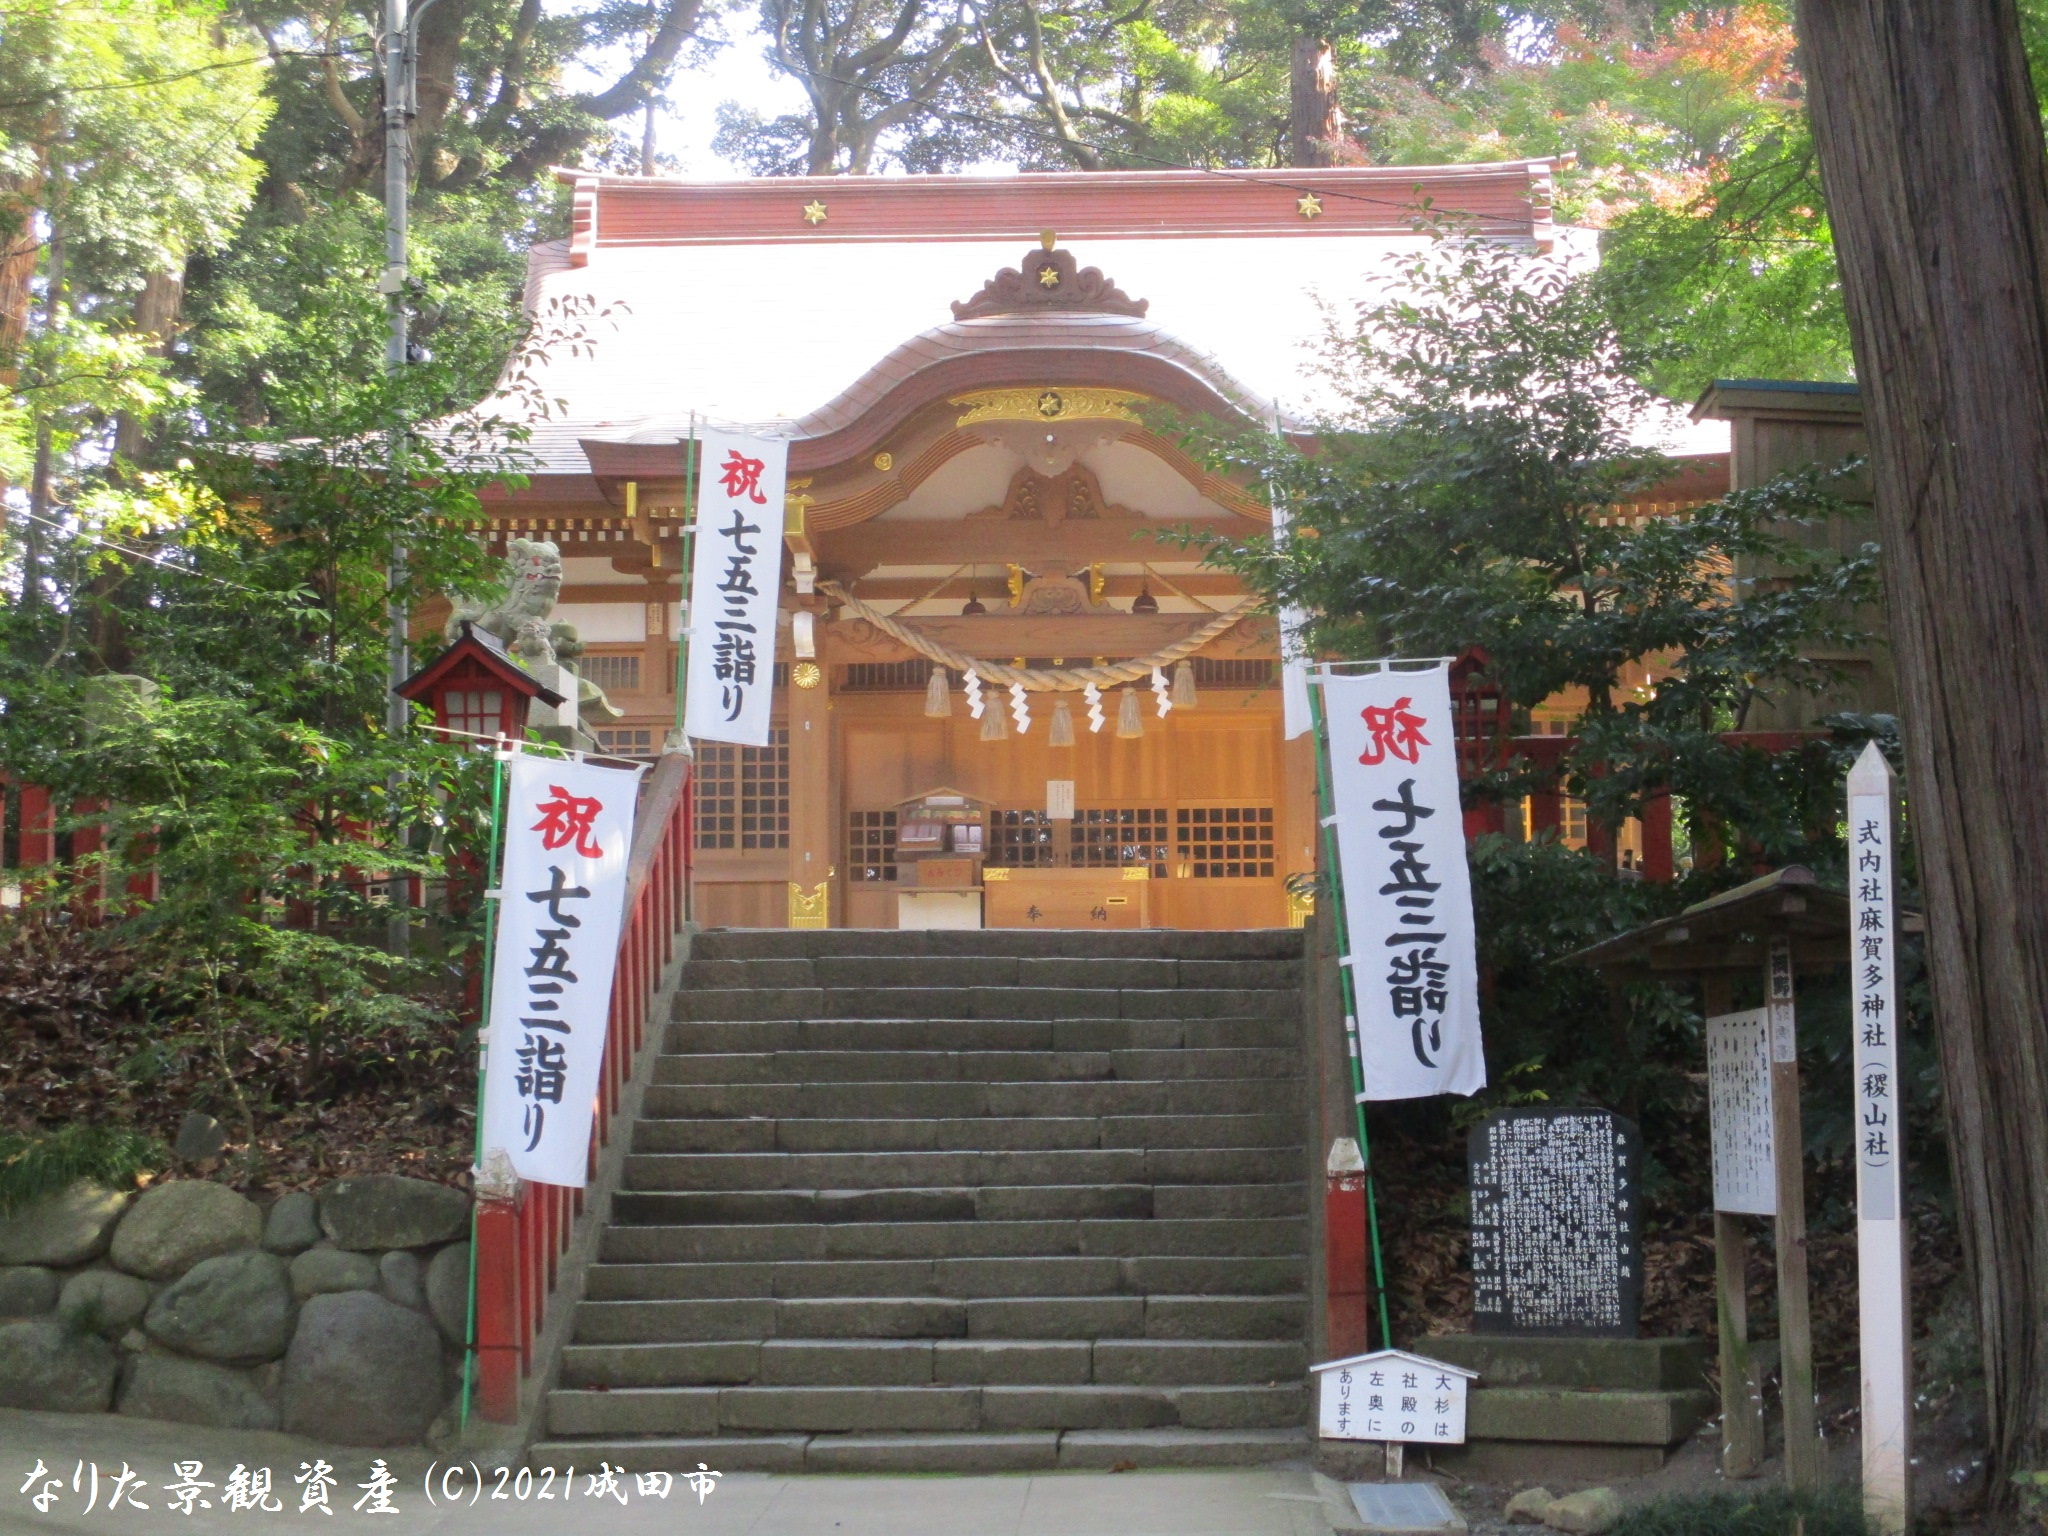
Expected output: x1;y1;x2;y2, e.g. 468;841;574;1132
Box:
394;621;564;743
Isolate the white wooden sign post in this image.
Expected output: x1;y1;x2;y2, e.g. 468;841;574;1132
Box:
1850;741;1911;1534
1313;1348;1477;1477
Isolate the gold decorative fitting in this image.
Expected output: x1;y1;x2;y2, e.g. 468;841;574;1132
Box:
788;879;830;928
951;388;1145;428
1297;192;1323;220
802;200;828;225
1036;263;1061;289
1120;866;1151;881
791;661;822;690
1286;884;1316;927
1039;230;1056;250
983;867;1011;882
872;451;894;472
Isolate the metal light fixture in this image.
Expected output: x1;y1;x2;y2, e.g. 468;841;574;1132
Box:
961;590;987;616
1131;585;1159;615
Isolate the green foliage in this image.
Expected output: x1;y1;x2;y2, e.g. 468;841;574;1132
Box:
0;1124;167;1215
1195;233;1876;853
1608;1486;1870;1536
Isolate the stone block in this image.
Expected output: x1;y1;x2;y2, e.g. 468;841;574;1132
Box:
317;1176;469;1251
1419;1334;1709;1392
424;1243;470;1342
58;1269;152;1335
1542;1488;1623;1535
0;1182;130;1268
145;1250;295;1363
804;1432;1059;1472
1505;1488;1557;1523
281;1290;446;1445
0;1317;118;1412
261;1192;322;1255
756;1340;933;1386
118;1354;278;1431
1055;1426;1307;1468
109;1181;261;1280
1465;1388;1713;1447
0;1266;58;1318
291;1246;378;1300
378;1250;427;1312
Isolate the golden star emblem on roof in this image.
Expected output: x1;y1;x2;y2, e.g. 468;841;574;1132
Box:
1036;262;1061;288
1297;192;1323;220
802;200;828;225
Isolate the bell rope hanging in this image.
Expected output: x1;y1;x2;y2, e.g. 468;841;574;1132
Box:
924;666;952;718
1151;666;1172;718
1049;697;1076;748
981;696;1010;740
1117;686;1144;739
1083;682;1105;733
1172;659;1198;709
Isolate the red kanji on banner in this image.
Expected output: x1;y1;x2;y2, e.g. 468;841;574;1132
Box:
718;449;768;505
532;785;606;858
1358;697;1429;766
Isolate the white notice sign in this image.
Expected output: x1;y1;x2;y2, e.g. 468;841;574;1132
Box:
684;430;788;746
1849;740;1911;1534
1706;1008;1776;1215
481;753;643;1186
1313;1349;1475;1444
1320;665;1485;1100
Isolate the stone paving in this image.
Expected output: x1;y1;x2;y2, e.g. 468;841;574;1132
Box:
0;1408;1336;1536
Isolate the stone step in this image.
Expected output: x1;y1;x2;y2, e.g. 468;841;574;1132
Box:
686;928;1305;963
620;1145;1303;1192
640;1077;1300;1121
598;1216;1307;1264
631;1110;1302;1155
583;1254;1307;1302
663;1015;1301;1054
1419;1333;1710;1393
654;1047;1303;1085
610;1182;1303;1228
673;987;1300;1023
546;1380;1306;1437
681;956;1305;991
1466;1387;1716;1447
571;1294;1308;1347
526;1426;1310;1474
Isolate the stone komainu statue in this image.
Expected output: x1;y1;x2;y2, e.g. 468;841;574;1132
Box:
448;537;623;720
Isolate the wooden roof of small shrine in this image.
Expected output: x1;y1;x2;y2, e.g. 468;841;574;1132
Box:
1569;865;1917;978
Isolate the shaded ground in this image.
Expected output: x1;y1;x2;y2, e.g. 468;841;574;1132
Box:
0;1409;1332;1536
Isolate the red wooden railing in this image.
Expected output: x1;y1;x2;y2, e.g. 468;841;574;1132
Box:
472;749;694;1422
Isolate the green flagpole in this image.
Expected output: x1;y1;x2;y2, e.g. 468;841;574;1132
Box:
460;746;509;1434
1307;675;1395;1350
675;415;696;736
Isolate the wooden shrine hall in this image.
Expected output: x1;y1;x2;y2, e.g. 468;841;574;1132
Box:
446;161;1725;931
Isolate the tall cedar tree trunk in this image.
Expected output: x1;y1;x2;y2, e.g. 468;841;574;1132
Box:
1795;0;2048;1495
1289;37;1343;167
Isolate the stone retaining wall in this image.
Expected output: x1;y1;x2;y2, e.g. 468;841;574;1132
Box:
0;1175;473;1446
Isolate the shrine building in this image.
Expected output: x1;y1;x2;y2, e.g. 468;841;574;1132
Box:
452;161;1717;931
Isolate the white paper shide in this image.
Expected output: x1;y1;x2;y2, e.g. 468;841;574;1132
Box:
481;754;642;1186
684;429;788;747
1321;665;1485;1100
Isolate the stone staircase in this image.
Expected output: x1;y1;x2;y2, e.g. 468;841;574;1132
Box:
533;926;1313;1474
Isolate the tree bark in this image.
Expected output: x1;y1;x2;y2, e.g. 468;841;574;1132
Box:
1794;0;2048;1497
1289;36;1343;168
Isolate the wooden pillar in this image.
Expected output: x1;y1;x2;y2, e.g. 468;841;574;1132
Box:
1640;792;1675;882
787;656;834;926
1767;931;1821;1490
1703;971;1764;1478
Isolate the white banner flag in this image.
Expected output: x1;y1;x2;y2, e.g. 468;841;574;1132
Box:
1322;665;1485;1100
481;753;643;1186
684;429;788;746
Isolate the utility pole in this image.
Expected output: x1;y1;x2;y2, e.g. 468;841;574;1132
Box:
380;0;436;952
